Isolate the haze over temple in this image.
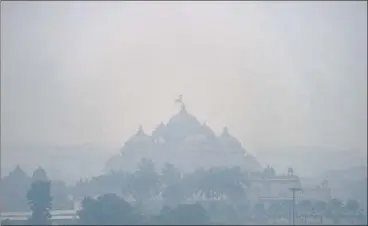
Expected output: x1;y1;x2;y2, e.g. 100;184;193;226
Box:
105;97;262;172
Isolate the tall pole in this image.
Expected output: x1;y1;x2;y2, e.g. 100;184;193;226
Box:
289;188;302;225
292;189;295;225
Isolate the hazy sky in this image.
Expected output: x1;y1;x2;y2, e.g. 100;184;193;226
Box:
1;1;367;153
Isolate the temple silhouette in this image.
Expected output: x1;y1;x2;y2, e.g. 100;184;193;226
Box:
105;98;262;173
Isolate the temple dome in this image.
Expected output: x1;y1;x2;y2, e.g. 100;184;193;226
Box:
152;122;166;140
200;123;216;140
122;126;153;152
167;106;201;128
126;126;152;144
165;105;202;141
218;127;244;151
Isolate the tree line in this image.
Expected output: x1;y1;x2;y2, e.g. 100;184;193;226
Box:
1;159;367;225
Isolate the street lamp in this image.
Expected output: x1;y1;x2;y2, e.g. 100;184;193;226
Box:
289;187;302;225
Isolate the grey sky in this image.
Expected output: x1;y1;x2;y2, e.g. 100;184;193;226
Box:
1;1;367;153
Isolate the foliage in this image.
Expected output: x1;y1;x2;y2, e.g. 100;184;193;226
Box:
62;160;368;224
161;163;182;185
77;193;138;225
1;166;73;212
298;200;313;215
1;219;13;225
345;199;360;214
27;181;52;225
73;159;250;205
0;166;31;212
313;200;327;215
252;202;266;223
328;198;344;215
153;203;210;225
51;181;73;210
125;158;160;202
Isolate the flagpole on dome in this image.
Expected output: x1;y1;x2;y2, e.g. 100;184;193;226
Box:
175;94;186;111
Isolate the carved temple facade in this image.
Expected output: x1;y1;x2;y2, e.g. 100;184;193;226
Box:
105;104;262;173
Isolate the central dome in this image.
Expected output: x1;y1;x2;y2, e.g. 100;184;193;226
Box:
167;105;200;127
165;105;202;142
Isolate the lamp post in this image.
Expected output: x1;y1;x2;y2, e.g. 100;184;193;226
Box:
289;187;302;225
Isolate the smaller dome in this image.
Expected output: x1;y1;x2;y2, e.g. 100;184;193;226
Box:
32;167;49;182
243;154;262;171
201;123;216;140
122;125;153;153
152;122;166;139
126;125;152;144
218;127;249;159
219;127;242;148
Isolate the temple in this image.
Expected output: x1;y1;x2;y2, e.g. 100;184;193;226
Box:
105;99;262;173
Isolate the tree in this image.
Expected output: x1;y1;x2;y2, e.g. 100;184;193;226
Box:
298;200;313;213
186;167;248;202
252;203;266;223
125;158;160;202
328;198;344;213
160;163;185;206
313;200;327;223
344;200;360;224
77;193;137;225
279;200;291;219
156;203;210;225
327;198;344;224
220;167;249;203
297;200;313;223
345;199;360;214
184;168;209;199
0;166;31;212
313;200;327;214
161;162;181;186
162;182;186;207
51;181;73;210
77;197;98;224
197;168;221;200
27;181;52;225
267;201;284;220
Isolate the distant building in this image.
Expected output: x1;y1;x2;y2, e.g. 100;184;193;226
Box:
299;179;332;202
105;102;262;173
247;171;334;205
248;172;303;204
